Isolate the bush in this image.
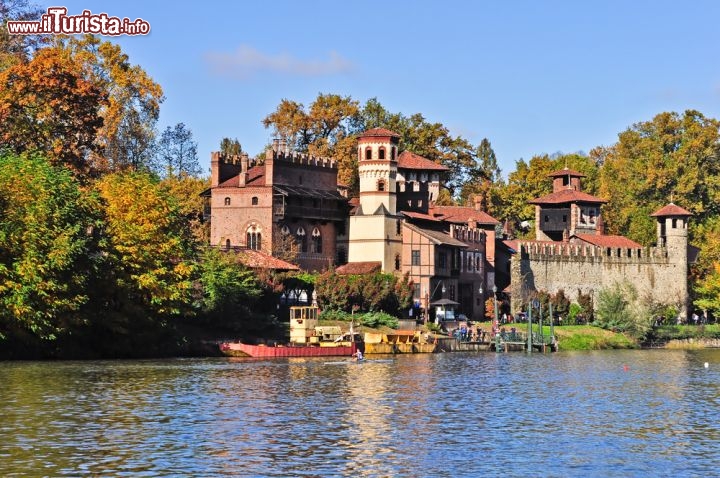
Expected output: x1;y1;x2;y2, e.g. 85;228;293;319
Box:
595;281;652;339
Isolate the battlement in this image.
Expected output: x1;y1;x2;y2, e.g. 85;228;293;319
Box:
211;151;247;165
264;148;337;169
518;241;669;263
265;139;336;169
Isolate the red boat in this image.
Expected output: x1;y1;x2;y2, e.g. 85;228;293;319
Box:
220;341;357;358
219;306;361;358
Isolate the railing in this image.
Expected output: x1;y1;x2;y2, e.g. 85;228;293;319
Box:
273;204;346;221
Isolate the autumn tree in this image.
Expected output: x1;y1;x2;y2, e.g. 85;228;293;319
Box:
153;122;202;178
56;35;164;173
95;171;196;317
0;153;95;340
599;110;720;245
0;47;107;174
160;174;210;245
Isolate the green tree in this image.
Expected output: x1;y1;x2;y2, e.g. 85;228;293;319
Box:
154;122;201;178
220;137;242;156
0;153;94;340
197;248;262;322
595;281;652;339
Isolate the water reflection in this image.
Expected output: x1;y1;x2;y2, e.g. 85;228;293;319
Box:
1;350;719;476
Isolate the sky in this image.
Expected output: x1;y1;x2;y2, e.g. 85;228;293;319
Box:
51;0;720;177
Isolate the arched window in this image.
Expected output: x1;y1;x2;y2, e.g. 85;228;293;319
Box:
378;180;385;192
378;147;386;160
246;225;261;250
224;197;231;206
365;147;372;160
225;239;231;249
395;254;401;271
467;255;473;271
310;227;322;253
476;256;480;271
296;227;307;253
251;196;258;206
281;225;290;235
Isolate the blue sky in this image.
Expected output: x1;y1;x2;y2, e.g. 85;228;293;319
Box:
54;0;720;177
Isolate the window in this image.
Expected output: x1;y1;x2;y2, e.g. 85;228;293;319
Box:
438;252;447;269
395;254;400;271
544;215;549;222
297;227;307;253
562;215;567;222
281;225;290;235
396;219;402;235
378;180;385;192
365;148;372;160
246;226;261;250
311;227;322;253
476;256;481;271
224;197;231;206
411;250;420;266
379;147;386;160
672;218;678;228
251;196;258;206
467;255;472;271
225;239;231;249
414;283;421;299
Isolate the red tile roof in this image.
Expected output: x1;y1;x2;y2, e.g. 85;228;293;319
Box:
430;205;501;225
397;151;449;171
234;249;299;270
335;262;382;274
216;165;265;188
401;211;442;222
360;128;400;138
650;203;693;217
573;234;642;249
529;189;606;205
548;167;585;178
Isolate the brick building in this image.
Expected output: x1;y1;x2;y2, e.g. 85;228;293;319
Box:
205;140;348;271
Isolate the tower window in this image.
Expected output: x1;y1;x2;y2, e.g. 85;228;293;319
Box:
225;239;231;249
397;219;402;235
379;147;386;160
378;180;385;192
365;148;372;160
672;218;677;229
224;197;231;206
395;254;400;271
251;196;258;206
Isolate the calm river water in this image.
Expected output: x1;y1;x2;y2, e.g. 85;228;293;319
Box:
1;349;719;477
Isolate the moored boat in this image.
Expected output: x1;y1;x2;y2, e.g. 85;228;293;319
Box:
219;305;361;358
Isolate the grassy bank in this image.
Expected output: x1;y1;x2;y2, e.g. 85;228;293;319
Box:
552;325;636;350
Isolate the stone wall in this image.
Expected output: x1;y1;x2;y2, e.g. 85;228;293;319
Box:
510;242;688;316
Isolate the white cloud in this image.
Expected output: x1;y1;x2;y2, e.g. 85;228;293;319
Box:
204;45;354;79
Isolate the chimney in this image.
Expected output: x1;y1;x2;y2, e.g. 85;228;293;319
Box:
473;194;484;212
239;153;249;187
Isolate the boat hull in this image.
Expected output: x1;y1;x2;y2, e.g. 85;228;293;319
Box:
220;341;357;358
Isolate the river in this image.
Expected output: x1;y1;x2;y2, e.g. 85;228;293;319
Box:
1;349;719;477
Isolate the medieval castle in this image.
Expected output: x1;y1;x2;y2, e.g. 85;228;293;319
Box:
206;130;691;319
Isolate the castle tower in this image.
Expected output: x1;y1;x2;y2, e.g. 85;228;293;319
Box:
651;203;692;316
347;128;403;272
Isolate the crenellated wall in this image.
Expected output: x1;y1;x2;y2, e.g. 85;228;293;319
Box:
509;241;688;317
